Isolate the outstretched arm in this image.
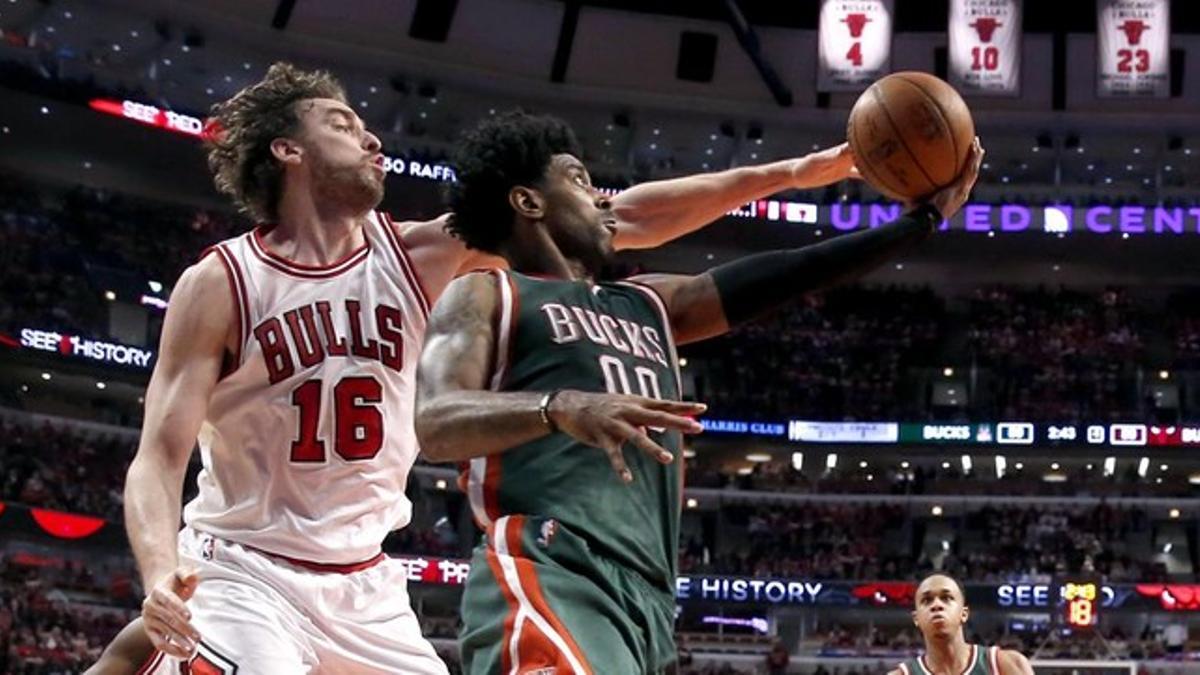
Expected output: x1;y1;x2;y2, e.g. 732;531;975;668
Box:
415;273;704;480
609;144;858;250
638;140;983;345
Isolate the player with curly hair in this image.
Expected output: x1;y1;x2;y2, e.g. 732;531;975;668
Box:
103;62;864;673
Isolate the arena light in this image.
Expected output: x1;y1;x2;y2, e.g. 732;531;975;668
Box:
1042;472;1068;483
960;455;972;474
941;540;950;552
434;479;447;490
825;453;838;470
900;460;910;469
683;448;696;459
1104;456;1116;476
686;498;698;509
994;455;1006;479
1137;457;1150;478
736;466;753;476
1190;473;1200;485
931;505;943;516
1164;543;1174;554
95;381;106;390
745;452;772;463
1160;370;1170;380
791;452;804;472
1160;463;1169;472
858;460;868;468
1051;462;1060;470
1170;509;1181;519
943;367;954;377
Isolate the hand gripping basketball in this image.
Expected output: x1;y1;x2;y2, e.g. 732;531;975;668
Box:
546;390;706;483
915;137;984;221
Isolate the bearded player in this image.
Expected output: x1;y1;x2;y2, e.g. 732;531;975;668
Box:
414;112;982;673
102;62;866;673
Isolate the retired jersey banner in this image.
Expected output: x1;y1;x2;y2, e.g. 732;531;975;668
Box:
949;0;1021;96
1097;0;1170;98
818;0;894;91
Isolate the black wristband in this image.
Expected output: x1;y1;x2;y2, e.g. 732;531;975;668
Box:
538;390;562;433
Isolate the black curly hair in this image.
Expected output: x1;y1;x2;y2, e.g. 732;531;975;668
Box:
446;110;583;252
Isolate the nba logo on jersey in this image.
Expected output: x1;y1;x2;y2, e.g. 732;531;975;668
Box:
537;519;558;548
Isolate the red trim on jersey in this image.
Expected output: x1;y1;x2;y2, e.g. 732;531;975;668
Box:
204;246;244;372
135;649;164;675
248;225;370;279
920;644;977;675
506;517;593;673
485;543;520;674
379;212;432;317
248;545;386;574
483;454;503;525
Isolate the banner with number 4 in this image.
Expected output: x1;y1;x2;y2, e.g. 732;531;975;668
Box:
817;0;894;92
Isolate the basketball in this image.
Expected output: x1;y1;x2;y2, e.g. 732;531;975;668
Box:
846;71;975;202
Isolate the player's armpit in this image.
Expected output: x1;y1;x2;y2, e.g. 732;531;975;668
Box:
629;273;728;346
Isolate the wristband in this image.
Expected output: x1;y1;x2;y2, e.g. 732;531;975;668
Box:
538;390;562;433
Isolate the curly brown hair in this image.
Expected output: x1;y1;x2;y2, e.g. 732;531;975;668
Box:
205;62;346;222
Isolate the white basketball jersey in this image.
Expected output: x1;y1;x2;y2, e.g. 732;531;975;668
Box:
183;212;429;565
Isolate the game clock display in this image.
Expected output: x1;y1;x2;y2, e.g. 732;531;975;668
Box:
1059;580;1101;629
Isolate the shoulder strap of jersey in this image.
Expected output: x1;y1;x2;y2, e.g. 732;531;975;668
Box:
488;269;518;391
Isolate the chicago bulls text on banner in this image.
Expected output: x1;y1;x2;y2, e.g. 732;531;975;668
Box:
817;0;895;91
1096;0;1170;98
949;0;1022;96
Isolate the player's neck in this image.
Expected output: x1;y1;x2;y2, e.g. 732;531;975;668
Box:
923;634;972;674
501;222;590;282
269;188;367;266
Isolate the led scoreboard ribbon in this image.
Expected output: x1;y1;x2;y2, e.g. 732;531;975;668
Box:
1062;580;1100;629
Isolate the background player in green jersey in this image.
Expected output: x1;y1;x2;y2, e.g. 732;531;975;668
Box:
415;111;981;674
890;574;1034;675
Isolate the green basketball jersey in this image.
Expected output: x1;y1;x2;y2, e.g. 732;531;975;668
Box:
463;270;684;591
898;645;999;675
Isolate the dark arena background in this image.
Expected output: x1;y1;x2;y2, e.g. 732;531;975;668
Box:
3;0;1200;673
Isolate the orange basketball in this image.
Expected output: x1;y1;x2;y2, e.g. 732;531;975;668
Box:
846;71;975;202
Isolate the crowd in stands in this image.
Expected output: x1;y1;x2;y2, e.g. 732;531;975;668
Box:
815;622;1192;664
0;554;137;674
686;287;945;423
0;414;1191;586
965;286;1147;422
0;418;132;523
679;501;1176;584
685;283;1162;423
1;170;1199;424
689;459;1197;498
